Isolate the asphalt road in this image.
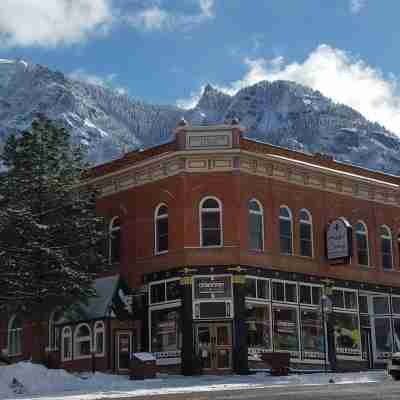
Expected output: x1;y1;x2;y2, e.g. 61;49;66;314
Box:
116;380;400;400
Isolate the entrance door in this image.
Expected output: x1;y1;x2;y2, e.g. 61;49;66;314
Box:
116;332;132;373
361;328;374;369
196;323;232;371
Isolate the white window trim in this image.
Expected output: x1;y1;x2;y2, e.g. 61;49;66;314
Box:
248;198;264;251
332;287;358;312
271;279;298;304
199;196;223;248
47;309;61;351
154;203;169;255
109;216;121;264
299;283;322;306
8;314;22;357
381;224;394;270
355;220;370;267
279;205;293;255
74;323;93;360
149;278;180;305
94;321;105;357
299;208;313;258
61;326;72;362
244;276;270;301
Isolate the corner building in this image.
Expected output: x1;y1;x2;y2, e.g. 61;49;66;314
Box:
3;121;400;374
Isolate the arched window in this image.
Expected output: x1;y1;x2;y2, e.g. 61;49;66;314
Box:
109;217;121;264
74;323;92;359
155;204;168;254
381;225;393;270
248;199;264;251
8;315;22;356
48;309;63;350
279;206;293;255
94;321;105;356
61;326;72;361
200;197;222;247
299;209;313;257
356;221;369;267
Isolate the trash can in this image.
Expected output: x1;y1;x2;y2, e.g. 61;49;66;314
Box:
130;352;157;380
261;352;290;376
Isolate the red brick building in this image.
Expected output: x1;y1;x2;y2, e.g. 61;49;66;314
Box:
2;120;400;374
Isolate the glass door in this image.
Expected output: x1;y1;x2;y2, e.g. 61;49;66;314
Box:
196;323;232;371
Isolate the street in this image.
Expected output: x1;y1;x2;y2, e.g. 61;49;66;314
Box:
120;380;400;400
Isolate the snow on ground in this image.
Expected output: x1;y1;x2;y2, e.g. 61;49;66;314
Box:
0;362;388;400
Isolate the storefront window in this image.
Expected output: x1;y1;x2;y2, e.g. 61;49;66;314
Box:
257;279;269;299
374;317;392;356
150;282;165;304
393;297;400;315
344;292;357;310
300;309;324;359
373;296;390;315
166;280;180;301
299;285;321;306
244;278;257;298
334;313;360;356
272;281;297;303
246;303;271;350
272;307;299;352
151;307;181;352
393;318;400;352
359;295;369;314
272;281;284;302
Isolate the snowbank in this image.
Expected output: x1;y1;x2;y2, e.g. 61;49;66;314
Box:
0;361;387;400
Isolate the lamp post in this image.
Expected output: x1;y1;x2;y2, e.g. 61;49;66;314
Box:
321;279;337;372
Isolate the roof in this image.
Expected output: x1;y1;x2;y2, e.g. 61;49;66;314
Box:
60;275;120;324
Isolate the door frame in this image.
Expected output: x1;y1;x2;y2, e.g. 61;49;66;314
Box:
195;322;233;372
115;330;133;373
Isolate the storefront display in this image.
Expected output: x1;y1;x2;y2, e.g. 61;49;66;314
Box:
246;303;271;350
150;307;182;352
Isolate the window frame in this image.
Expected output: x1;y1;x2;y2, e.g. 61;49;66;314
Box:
279;205;293;255
199;196;223;248
355;221;369;267
61;326;72;362
48;309;62;351
248;198;264;251
149;278;181;305
271;279;298;304
154;203;169;255
74;323;93;360
299;208;313;258
380;225;393;270
8;314;22;357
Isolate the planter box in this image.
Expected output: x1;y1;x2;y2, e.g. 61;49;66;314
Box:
261;352;290;376
130;353;157;380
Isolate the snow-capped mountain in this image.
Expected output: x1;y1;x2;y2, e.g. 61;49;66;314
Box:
1;58;400;174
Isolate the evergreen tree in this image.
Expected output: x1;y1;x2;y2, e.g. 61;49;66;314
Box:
0;115;107;312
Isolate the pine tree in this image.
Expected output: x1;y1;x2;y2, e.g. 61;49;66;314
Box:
0;115;107;312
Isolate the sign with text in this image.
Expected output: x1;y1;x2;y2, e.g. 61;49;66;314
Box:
326;217;352;263
194;276;232;299
186;131;232;150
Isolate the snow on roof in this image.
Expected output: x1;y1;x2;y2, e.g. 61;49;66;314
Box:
60;275;120;323
268;153;399;189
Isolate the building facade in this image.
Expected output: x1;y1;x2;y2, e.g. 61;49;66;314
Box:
2;121;400;374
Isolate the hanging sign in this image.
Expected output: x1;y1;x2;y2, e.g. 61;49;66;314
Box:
326;217;352;264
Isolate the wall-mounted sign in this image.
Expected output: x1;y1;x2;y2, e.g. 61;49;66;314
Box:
186;131;232;150
194;276;232;299
326;217;352;264
198;281;226;294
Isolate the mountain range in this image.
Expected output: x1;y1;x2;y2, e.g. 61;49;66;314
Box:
1;58;400;174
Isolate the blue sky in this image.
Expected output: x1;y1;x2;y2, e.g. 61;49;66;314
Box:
1;0;400;134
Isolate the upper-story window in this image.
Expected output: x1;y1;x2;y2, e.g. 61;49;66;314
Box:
299;209;313;257
380;225;393;270
200;197;222;247
248;199;264;251
279;206;293;255
109;216;121;264
356;221;369;267
155;204;168;254
8;314;22;356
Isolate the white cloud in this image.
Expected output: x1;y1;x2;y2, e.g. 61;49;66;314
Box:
350;0;366;14
126;0;215;31
69;69;127;95
176;85;206;109
0;0;114;48
179;45;400;135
